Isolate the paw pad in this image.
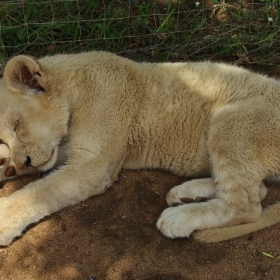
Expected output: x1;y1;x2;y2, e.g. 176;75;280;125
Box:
180;197;194;203
194;196;208;202
179;196;208;204
5;166;16;177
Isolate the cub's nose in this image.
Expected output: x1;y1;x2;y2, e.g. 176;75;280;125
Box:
24;156;32;168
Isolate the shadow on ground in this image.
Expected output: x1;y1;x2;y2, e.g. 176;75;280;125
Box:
0;169;279;279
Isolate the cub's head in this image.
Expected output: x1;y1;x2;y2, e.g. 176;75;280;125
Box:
0;55;70;180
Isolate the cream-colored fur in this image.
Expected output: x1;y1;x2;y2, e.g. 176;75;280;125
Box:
0;51;280;245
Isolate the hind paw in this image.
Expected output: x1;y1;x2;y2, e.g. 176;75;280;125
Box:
166;178;216;206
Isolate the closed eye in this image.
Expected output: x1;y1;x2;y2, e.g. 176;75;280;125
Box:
13;119;28;143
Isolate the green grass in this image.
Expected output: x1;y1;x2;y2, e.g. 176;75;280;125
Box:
0;0;279;71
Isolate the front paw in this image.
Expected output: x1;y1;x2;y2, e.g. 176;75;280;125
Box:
0;194;45;246
0;222;24;246
0;199;25;246
156;205;197;238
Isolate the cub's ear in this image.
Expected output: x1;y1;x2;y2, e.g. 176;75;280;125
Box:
3;55;45;94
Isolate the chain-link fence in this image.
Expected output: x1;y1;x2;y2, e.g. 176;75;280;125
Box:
0;0;279;72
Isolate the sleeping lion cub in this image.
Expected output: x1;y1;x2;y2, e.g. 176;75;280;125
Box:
0;51;280;246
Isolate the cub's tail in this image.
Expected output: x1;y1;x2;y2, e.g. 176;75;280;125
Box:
192;202;280;242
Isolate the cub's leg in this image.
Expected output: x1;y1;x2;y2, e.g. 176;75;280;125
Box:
0;162;114;246
157;168;263;239
166;178;267;206
157;104;274;239
0;146;126;246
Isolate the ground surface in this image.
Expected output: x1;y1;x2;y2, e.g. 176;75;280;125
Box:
0;169;279;279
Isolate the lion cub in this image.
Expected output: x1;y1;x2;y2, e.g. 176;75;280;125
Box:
0;51;280;245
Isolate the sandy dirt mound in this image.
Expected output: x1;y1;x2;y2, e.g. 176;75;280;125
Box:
0;169;279;279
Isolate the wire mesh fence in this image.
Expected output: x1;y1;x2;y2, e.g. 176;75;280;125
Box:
0;0;279;71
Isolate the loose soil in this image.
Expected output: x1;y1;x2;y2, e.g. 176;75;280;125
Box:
0;169;279;279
